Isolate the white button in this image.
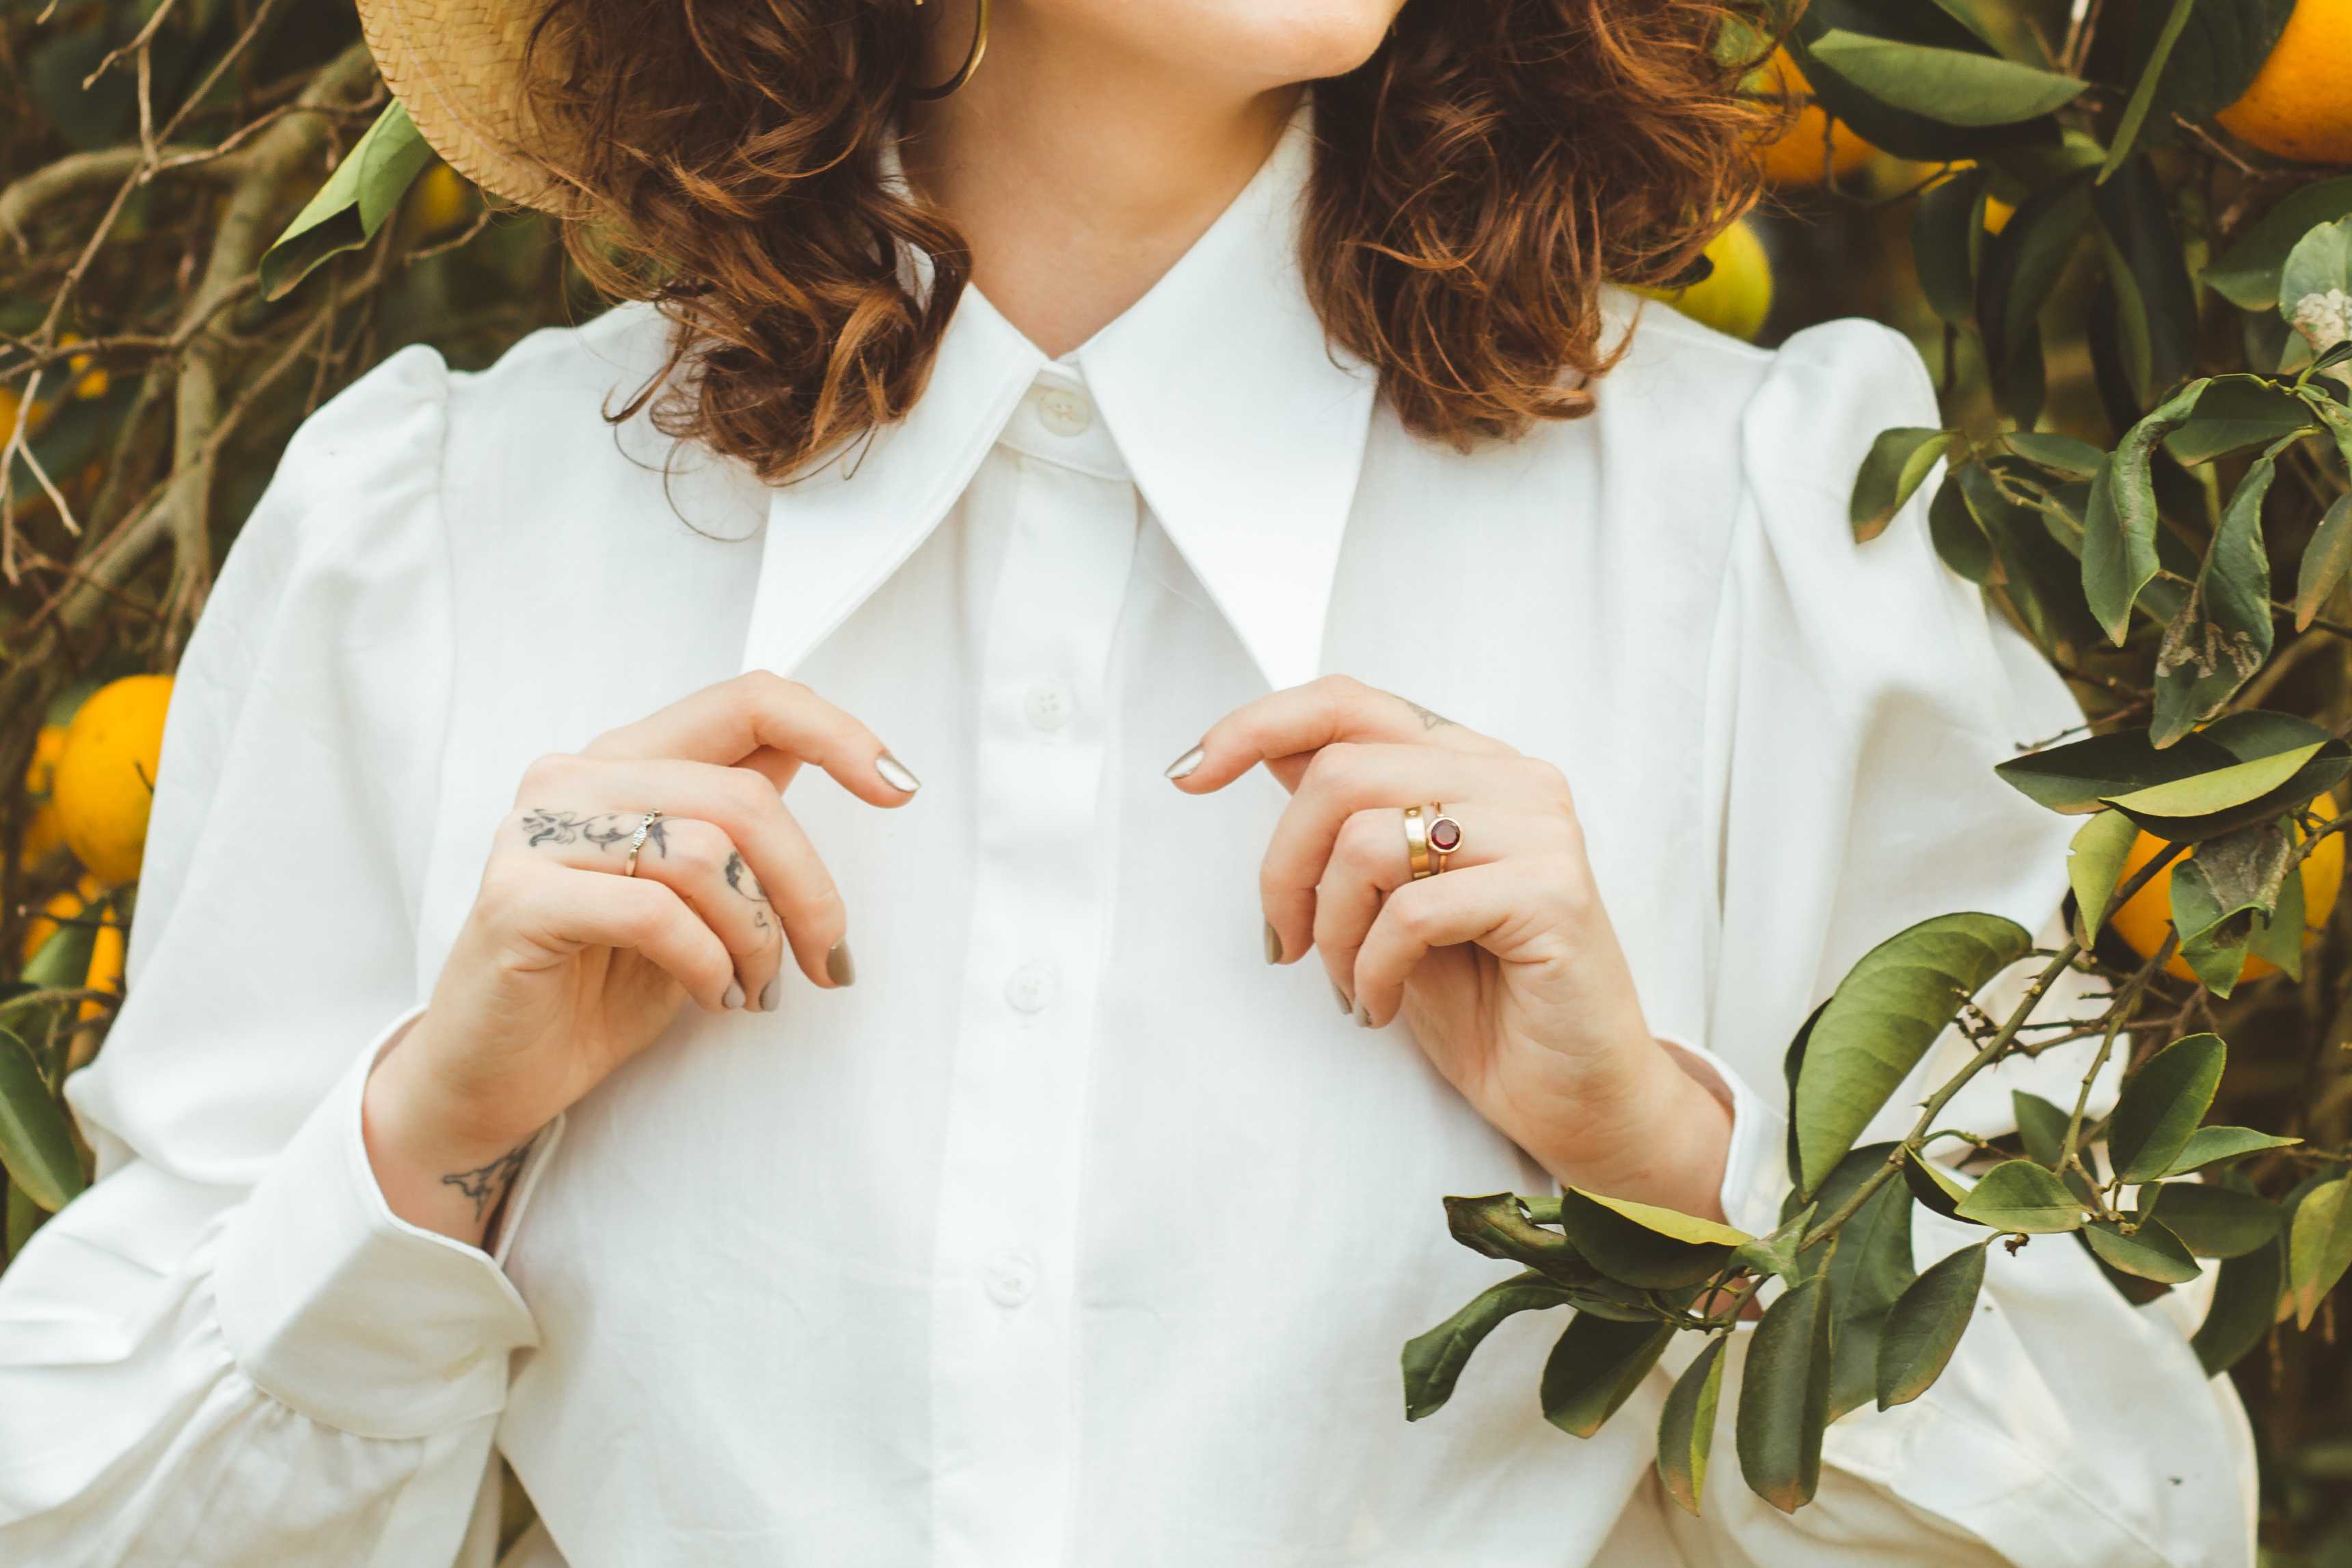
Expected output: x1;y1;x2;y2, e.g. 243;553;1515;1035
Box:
984;1252;1038;1308
1035;386;1094;437
1003;960;1057;1014
1023;677;1073;731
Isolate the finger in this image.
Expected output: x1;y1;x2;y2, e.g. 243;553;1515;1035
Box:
1166;673;1513;795
1351;863;1539;1027
500;813;786;1011
1260;748;1572;960
1311;803;1534;1001
491;862;738;1012
584;670;920;807
512;756;850;990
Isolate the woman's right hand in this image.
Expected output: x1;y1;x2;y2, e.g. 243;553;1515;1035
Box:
360;672;921;1245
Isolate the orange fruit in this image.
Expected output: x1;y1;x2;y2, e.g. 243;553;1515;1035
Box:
79;910;126;1023
21;872;102;964
2111;820;2347;984
2215;0;2352;164
1756;49;1876;188
51;675;173;887
409;163;472;238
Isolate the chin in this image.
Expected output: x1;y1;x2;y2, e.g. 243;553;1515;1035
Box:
1046;0;1405;87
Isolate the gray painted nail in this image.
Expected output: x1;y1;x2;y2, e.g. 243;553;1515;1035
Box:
875;753;921;794
827;938;856;987
1163;744;1205;781
1332;982;1351;1014
1263;921;1282;965
758;976;780;1012
722;979;745;1010
1355;1003;1375;1028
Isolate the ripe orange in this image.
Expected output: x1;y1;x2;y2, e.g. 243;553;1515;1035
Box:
2215;0;2352;164
1756;50;1875;188
21;872;103;964
51;675;173;887
2111;820;2347;984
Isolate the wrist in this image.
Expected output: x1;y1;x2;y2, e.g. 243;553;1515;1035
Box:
1526;1038;1733;1222
362;1029;539;1247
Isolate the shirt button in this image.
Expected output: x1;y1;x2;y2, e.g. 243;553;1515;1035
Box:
1035;386;1094;437
1023;677;1073;731
1004;960;1057;1014
984;1252;1038;1308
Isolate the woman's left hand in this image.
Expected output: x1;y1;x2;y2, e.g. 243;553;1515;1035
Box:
1168;675;1734;1221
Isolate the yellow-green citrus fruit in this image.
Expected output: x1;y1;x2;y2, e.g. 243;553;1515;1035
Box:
2111;820;2345;984
1756;50;1876;188
1643;221;1774;342
2216;0;2352;165
51;675;173;887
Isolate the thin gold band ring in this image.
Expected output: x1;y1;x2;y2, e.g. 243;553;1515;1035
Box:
621;810;664;878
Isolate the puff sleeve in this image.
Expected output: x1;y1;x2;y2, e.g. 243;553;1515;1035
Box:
0;347;537;1568
1667;321;2258;1567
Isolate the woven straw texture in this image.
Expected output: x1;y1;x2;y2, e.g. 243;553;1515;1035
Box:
355;0;576;211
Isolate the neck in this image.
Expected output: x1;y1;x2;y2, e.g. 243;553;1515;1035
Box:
901;3;1299;357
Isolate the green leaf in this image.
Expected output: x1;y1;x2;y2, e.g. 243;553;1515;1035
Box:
2165;1125;2303;1176
1786;0;2062;162
1927;468;1997;584
2149;1183;2283;1258
2290;1175;2352;1329
1444;1194;1594;1286
1555;1187;1743;1290
2193;1239;2286;1376
2110;1033;2228;1183
0;1027;83;1214
2296;494;2352;633
1955;1159;2086;1232
1738;1274;1833;1514
2068;809;2141;938
1791;913;2032;1197
1822;1168;1917;1420
2097;0;2196;183
1902;1147;1973;1220
259;102;435;302
2208;178;2352;311
2005;431;2106;478
1807;30;2087;126
2122;0;2293;156
2151;445;2284;746
2094;157;2200;402
1851;427;1956;542
2163;377;2316;467
2281;219;2352;364
2105;743;2324;820
2249;841;2310;982
1401;1271;1577;1420
1913;170;1988;327
1656;1336;1729;1515
2083;379;2211;644
2011;1090;2072;1169
1996;726;2241;813
1542;1314;1676;1438
1979;177;2095;428
2084;1215;2202;1283
1876;1242;1987;1409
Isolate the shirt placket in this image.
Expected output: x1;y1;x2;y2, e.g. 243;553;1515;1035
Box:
932;373;1138;1568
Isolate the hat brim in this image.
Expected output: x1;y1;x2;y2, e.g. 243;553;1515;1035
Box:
356;0;578;211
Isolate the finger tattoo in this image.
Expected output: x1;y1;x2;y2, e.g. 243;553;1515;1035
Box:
724;850;775;933
1401;697;1455;731
519;808;671;859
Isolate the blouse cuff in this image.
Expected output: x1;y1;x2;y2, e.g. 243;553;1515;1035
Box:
211;1008;545;1440
1655;1033;1790;1238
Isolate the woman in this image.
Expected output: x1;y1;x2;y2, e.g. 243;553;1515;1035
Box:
0;1;2253;1564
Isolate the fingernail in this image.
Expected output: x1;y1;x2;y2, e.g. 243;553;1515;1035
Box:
1163;744;1204;781
722;979;745;1010
758;976;780;1012
827;938;856;987
1332;981;1351;1014
1263;920;1282;964
875;753;921;794
1355;1003;1374;1028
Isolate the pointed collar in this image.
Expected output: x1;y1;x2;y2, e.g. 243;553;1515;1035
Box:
738;107;1378;694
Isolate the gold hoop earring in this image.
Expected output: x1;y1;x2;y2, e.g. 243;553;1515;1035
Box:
910;0;990;100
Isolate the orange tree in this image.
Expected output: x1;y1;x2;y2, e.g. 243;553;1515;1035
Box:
4;0;2352;1556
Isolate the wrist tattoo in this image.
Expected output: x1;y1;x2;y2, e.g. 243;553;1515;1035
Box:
442;1141;532;1221
519;808;669;859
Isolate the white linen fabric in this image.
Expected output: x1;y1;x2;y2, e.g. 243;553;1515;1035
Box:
0;118;2255;1567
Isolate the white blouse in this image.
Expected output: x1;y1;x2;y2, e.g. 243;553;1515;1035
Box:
0;120;2255;1567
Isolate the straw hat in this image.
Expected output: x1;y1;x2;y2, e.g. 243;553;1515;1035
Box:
354;0;574;211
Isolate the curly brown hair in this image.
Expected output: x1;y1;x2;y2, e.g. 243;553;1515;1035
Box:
526;0;1779;483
